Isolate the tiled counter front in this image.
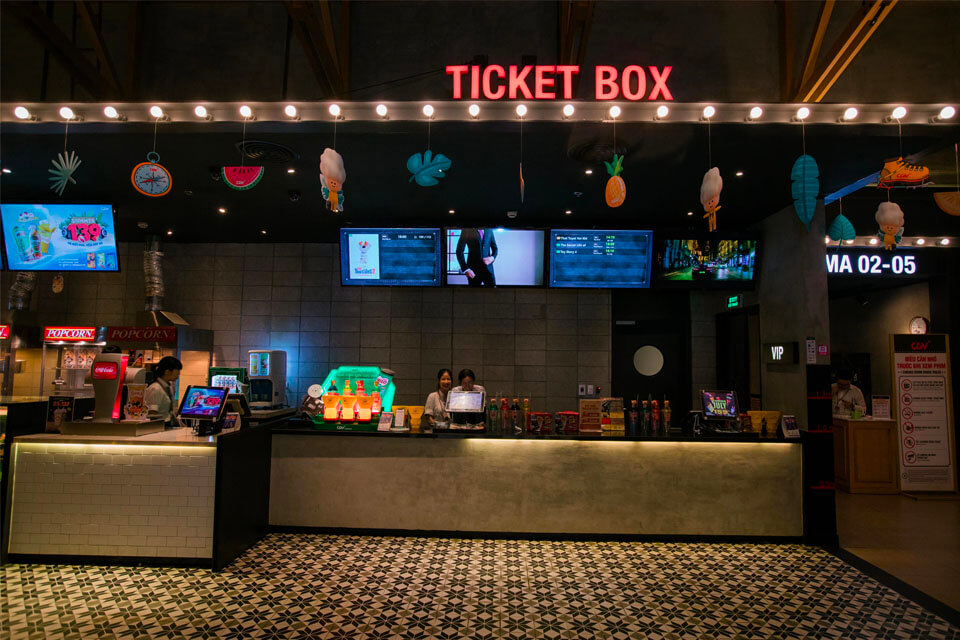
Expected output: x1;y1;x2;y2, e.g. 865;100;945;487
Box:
8;440;216;559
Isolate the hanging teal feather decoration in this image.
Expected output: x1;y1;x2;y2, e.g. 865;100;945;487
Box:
791;155;819;230
826;214;856;243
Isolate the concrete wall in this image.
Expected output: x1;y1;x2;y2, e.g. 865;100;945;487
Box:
270;434;804;537
1;242;610;413
830;282;932;398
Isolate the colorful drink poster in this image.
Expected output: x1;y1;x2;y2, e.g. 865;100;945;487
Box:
0;204;118;271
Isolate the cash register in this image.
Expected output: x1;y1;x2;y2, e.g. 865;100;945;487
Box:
176;385;230;436
435;389;486;432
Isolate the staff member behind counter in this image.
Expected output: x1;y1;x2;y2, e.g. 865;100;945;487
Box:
832;367;866;416
423;368;453;429
145;356;183;427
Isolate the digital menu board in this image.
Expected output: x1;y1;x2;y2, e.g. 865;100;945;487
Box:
445;228;545;286
549;229;653;288
340;228;441;286
1;204;118;271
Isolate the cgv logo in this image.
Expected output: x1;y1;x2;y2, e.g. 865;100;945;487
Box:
771;345;785;361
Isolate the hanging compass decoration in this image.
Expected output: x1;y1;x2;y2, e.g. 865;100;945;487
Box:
48;150;81;196
131;152;172;197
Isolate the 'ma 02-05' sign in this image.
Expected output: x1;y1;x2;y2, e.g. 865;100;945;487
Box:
826;250;919;277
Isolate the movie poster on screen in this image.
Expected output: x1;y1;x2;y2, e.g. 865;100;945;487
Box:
890;334;956;493
348;233;380;280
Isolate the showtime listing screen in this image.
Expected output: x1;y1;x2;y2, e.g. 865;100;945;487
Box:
1;204;118;271
340;228;441;286
549;229;653;288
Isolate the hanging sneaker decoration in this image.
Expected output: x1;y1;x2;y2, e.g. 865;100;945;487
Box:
604;154;626;208
790;155;819;231
878;157;931;188
826;214;856;246
320;148;346;211
407;150;451;187
48;150;81;196
875;202;905;250
700;167;722;232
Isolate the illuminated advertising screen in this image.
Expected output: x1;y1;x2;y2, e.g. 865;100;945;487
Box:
445;228;545;286
702;390;738;418
657;238;757;287
549;229;653;288
1;204;118;271
178;386;228;419
340;228;441;286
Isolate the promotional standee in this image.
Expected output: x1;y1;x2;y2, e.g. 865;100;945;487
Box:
891;334;957;493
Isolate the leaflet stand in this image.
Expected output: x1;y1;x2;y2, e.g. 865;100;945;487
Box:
176;385;230;437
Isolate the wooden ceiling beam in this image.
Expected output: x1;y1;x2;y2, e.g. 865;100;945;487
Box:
557;0;595;97
75;0;123;97
797;0;835;95
284;0;348;97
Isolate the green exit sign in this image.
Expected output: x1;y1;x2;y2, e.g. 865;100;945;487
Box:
727;295;742;309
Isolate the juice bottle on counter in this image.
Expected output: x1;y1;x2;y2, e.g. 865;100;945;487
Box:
487;398;499;433
628;400;639;436
641;400;651;435
522;398;531;432
500;397;510;435
510;398;521;434
651;400;660;436
663;400;672;433
342;379;353;394
371;391;381;414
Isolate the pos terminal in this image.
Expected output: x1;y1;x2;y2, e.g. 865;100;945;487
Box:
176;385;230;436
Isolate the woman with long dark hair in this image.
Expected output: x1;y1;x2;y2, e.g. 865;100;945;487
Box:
423;368;453;429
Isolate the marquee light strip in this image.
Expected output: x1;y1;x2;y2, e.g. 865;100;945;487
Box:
4;102;957;125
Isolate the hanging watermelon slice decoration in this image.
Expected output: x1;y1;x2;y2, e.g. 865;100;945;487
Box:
222;166;264;190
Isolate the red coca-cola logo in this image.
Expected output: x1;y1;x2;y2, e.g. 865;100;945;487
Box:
44;326;96;341
106;326;177;343
0;325;9;339
92;362;118;380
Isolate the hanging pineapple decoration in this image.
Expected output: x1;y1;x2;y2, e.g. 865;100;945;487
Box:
604;154;626;208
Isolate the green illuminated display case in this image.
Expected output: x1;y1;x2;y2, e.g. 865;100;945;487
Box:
312;365;395;431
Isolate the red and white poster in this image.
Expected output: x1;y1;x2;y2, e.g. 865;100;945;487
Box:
891;334;956;492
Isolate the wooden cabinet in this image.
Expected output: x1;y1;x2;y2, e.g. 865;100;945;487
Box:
833;418;899;494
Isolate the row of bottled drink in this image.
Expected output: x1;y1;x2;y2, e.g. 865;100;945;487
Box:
485;395;527;435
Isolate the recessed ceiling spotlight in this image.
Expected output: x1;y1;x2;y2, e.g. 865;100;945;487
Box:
565;210;572;215
468;104;480;118
796;106;810;120
284;104;298;118
376;104;388;118
562;104;575;118
261;229;267;235
608;105;621;119
935;106;956;121
149;105;164;118
287;168;295;174
422;104;434;118
844;239;855;245
915;238;926;245
1;168;12;174
584;169;593;175
735;171;744;177
842;107;859;121
448;209;455;215
218;207;227;214
940;238;951;245
59;106;75;120
14;106;31;119
103;106;120;119
137;221;148;229
869;237;879;245
654;105;669;120
687;211;693;216
891;106;907;120
516;104;527;117
239;105;253;118
329;104;341;117
166;229;173;236
194;105;208;118
748;106;763;120
702;105;715;119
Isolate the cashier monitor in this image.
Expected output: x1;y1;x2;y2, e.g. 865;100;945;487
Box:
176;385;230;422
701;390;739;430
446;389;485;425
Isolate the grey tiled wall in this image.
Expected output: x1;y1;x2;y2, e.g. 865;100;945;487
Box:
11;241;611;413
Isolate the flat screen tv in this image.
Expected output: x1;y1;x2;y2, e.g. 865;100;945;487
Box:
548;229;653;288
656;237;758;288
339;228;441;286
0;204;119;271
445;227;545;287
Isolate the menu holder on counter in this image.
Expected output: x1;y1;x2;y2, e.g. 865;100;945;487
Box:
871;395;891;419
378;412;395;431
781;415;801;439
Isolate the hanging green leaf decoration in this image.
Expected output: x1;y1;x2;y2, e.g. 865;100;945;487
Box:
407;150;452;187
826;214;856;242
791;155;819;230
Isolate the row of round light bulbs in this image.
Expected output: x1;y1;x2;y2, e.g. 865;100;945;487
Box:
827;236;951;246
13;103;958;123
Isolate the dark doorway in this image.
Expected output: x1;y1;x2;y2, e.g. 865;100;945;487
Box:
716;306;761;411
611;291;691;418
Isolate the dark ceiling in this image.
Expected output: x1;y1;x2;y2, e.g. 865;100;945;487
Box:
1;119;958;242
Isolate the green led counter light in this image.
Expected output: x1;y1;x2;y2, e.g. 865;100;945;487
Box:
314;365;396;431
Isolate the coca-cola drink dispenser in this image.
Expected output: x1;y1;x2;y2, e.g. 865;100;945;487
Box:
247;350;287;409
89;352;149;422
